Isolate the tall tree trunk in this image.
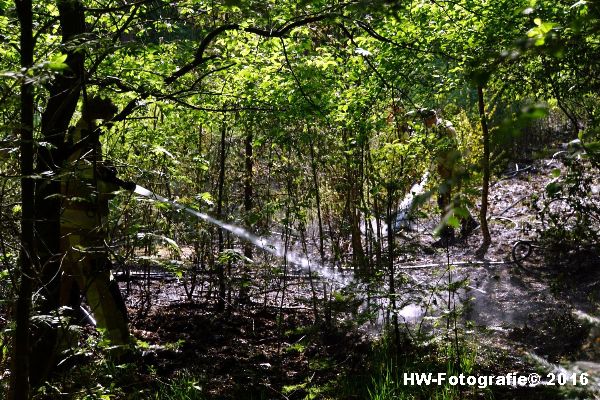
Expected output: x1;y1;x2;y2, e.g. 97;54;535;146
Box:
216;121;227;312
362;139;376;275
365;148;382;268
341;129;365;269
30;0;86;385
188;124;205;301
476;85;492;258
386;185;400;349
239;127;253;302
308;137;325;261
9;0;34;398
354;136;367;274
36;0;85;304
243;130;253;260
350;180;365;268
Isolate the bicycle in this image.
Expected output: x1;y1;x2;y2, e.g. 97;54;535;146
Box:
511;195;577;269
511;239;542;269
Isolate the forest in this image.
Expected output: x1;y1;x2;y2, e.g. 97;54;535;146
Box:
1;0;600;399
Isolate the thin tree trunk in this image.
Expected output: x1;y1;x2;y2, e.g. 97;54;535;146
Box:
243;130;253;259
355;136;367;274
299;224;320;323
239;128;253;302
350;185;364;268
9;0;34;397
308;137;325;261
348;167;365;270
341;129;365;269
216;121;227;312
363;139;375;275
374;195;382;267
367;147;382;267
476;85;491;258
386;185;400;349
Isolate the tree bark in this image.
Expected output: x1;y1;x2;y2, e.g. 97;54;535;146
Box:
9;0;34;398
476;85;492;258
35;0;85;311
30;0;86;385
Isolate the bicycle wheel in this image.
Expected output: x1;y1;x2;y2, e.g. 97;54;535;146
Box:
512;240;533;267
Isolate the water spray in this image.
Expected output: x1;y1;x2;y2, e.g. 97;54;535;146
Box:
393;171;429;230
133;185;340;280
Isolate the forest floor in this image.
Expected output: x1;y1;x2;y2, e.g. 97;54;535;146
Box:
105;157;600;399
394;157;600;397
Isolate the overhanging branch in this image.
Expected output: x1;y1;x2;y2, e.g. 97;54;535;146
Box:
353;19;459;61
164;13;339;85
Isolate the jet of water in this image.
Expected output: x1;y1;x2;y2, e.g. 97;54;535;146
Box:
133;185;341;281
393;171;429;230
363;171;429;235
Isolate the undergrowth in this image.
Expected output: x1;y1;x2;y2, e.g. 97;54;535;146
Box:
336;332;487;400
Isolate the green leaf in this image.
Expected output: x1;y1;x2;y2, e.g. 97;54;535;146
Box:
545;181;562;197
135;339;150;349
48;53;68;71
453;206;470;219
446;215;460;229
218;249;253;264
584;141;600;154
196;192;214;205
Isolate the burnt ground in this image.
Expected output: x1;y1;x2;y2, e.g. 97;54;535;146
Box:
128;304;370;399
115;263;376;398
88;157;600;399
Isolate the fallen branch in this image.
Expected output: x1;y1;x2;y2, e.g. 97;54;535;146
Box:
397;260;508;269
495;195;528;217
